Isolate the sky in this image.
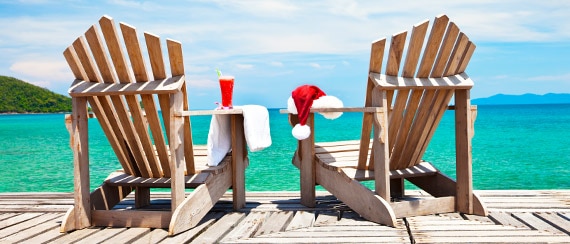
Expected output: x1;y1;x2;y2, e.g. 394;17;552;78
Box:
1;0;569;109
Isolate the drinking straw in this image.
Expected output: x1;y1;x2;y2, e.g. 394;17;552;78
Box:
216;68;222;77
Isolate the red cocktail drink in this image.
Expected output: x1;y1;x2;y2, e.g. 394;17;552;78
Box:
219;75;234;109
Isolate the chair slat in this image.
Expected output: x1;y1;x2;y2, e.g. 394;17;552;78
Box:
386;31;407;76
121;22;164;178
402;20;429;78
389;89;422;167
69;37;138;175
417;15;449;78
406;90;450;168
82;26;138;175
359;38;386;170
385;31;407;110
457;41;476;74
145;33;171;143
144;32;172;177
167;40;196;174
431;22;460;78
99;16;153;178
410;90;454;167
393;90;437;170
444;32;469;76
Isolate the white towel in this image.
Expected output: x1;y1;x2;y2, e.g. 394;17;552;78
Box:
206;105;272;166
242;105;272;152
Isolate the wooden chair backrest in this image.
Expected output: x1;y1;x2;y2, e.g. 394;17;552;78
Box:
360;14;475;170
63;15;195;178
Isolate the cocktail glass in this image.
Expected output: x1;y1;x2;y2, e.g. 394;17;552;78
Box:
218;75;234;109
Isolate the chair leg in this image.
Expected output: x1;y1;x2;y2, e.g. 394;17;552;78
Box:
60;183;133;233
169;166;232;236
407;172;487;216
135;187;151;208
390;178;405;198
316;162;396;226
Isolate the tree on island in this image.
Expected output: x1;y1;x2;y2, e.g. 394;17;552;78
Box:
0;75;71;113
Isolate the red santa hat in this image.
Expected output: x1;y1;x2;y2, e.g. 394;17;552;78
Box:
287;85;343;140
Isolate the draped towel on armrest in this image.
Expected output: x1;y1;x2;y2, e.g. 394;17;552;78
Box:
207;105;272;166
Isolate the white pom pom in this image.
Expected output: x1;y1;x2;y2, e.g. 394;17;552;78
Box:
292;124;311;140
312;95;343;119
287;96;298;114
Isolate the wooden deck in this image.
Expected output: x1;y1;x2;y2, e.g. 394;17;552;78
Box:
0;190;569;243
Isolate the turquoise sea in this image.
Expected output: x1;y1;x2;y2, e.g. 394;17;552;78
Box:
1;104;569;192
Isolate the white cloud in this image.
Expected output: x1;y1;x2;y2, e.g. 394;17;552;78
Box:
528;73;570;82
1;0;569;107
235;63;254;70
270;61;283;67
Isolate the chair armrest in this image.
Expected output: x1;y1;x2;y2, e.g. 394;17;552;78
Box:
68;75;185;97
279;107;382;114
179;108;244;117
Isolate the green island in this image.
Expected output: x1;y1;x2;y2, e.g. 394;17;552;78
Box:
0;75;71;113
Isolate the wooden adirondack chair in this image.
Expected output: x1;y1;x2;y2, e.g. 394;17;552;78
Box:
288;14;487;226
60;15;248;236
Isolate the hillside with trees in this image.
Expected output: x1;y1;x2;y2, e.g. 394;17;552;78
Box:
0;75;71;113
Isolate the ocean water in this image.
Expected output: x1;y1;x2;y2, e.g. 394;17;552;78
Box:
0;104;569;192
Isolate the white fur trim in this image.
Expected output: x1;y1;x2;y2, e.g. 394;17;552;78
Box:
312;95;343;119
287;96;298;114
292;124;311;140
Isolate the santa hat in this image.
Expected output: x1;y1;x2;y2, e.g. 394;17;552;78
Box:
287;85;343;140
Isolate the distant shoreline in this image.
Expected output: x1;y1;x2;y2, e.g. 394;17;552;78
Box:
2;103;570;115
0;111;70;115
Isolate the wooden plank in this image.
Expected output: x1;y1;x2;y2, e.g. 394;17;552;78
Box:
70;96;91;231
416;236;570;243
78;26;134;175
315;162;396;226
134;228;168;244
92;210;171;228
69;76;184;97
359;38;386;170
388;89;422;169
84;227;127;243
370;73;474;89
534;212;570;235
99;228;150;244
417;14;450;77
392;196;455;218
18;226;66;244
190;212;246;244
285;211;315;231
0;213;17;222
254;211;294;236
299;114;316;207
443;32;470;76
386;30;407;77
231;114;247;210
51;227;103;243
99;15;153;178
120;22;163;178
402;19;429;78
455;89;474;214
488;212;532;229
431;21;460;78
221;212;269;242
143;32;171;177
0;213;61;241
158;211;224;243
512;212;565;234
409;89;454;168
